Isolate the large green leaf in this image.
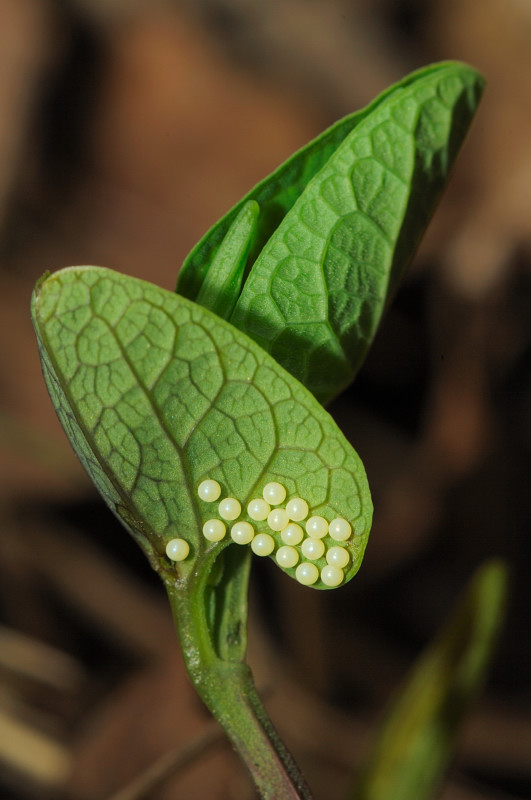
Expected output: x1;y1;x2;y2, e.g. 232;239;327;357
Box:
31;266;372;591
227;62;484;403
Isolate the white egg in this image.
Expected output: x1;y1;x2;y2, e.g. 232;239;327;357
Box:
218;497;241;521
295;562;319;585
276;546;299;568
202;519;227;542
251;533;275;556
197;479;221;502
262;482;286;505
247;498;270;521
281;523;304;546
301;537;325;560
267;508;289;532
321;565;344;587
326;546;350;568
285;497;309;522
328;518;352;542
165;538;190;561
230;521;255;545
305;516;328;539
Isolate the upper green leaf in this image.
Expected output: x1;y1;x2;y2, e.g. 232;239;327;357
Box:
178;61;484;404
31;267;372;590
231;62;484;403
178;62;475;304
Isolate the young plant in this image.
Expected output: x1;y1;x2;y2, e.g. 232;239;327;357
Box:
31;62;492;799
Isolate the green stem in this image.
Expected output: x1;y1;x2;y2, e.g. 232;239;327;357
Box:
165;552;314;800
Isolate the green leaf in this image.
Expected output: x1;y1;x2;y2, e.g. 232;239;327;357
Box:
228;62;484;403
350;560;508;800
176;62;483;404
177;105;366;305
177;62;477;309
31;266;372;592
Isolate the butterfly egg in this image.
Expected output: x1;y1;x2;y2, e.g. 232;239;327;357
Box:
321;565;344;587
267;508;289;532
251;533;275;556
295;562;319;586
276;545;299;568
202;519;226;542
285;497;309;522
231;521;255;545
165;538;190;561
305;516;328;539
301;537;325;561
326;546;350;568
281;522;304;546
247;498;270;521
197;479;221;502
262;482;286;505
218;497;241;521
328;518;352;542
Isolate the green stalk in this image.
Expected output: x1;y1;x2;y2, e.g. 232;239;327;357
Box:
165;553;314;800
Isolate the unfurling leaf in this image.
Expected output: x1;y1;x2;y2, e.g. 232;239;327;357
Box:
196;200;260;320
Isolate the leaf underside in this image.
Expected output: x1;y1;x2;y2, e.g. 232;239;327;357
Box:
32;267;373;590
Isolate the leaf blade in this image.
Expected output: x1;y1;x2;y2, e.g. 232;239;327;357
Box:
177;62;474;308
229;62;484;402
32;266;373;590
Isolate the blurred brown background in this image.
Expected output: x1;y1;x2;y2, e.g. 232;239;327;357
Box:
1;1;530;798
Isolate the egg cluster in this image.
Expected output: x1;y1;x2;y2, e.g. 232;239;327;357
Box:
165;479;354;587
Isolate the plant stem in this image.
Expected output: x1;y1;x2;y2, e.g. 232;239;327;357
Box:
165;558;314;800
